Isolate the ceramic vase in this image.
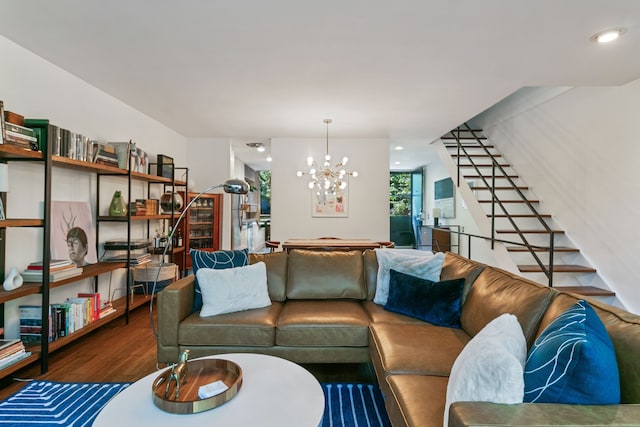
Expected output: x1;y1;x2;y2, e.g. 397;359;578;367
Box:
109;190;128;216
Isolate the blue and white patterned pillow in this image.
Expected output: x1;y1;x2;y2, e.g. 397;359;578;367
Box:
190;248;249;312
523;300;620;404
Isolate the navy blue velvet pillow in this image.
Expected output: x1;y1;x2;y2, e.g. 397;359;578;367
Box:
190;248;249;312
384;269;464;328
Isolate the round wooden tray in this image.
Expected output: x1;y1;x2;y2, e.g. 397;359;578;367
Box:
152;358;243;414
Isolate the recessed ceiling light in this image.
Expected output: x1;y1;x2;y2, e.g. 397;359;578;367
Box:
394;161;401;165
590;28;626;43
394;146;404;151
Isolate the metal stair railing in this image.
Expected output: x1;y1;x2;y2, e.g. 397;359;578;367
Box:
450;124;556;286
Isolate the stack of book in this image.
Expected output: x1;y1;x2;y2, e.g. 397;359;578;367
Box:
102;240;152;265
21;259;83;283
90;141;119;167
0;339;31;371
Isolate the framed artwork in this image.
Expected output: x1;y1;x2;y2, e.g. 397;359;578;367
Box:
51;201;98;267
434;177;455;218
311;186;349;218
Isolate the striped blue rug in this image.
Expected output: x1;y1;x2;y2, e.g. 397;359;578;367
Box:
321;383;391;427
0;381;130;426
0;381;389;426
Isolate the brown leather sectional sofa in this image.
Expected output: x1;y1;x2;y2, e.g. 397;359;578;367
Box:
157;249;640;426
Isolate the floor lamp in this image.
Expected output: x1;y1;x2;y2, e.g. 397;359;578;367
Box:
149;179;249;338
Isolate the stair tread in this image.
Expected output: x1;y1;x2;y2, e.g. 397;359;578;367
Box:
497;229;564;234
554;286;615;297
507;246;579;252
464;175;519;178
472;186;529;190
490;214;551;218
518;264;596;273
479;200;539;203
459;164;511;167
452;154;502;157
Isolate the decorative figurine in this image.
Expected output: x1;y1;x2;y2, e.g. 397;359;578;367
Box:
165;349;189;399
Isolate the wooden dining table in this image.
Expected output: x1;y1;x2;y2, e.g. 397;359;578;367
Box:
281;238;381;252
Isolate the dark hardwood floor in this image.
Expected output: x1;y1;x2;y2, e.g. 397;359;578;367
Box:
0;303;377;401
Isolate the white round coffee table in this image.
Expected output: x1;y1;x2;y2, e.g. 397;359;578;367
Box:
93;353;325;426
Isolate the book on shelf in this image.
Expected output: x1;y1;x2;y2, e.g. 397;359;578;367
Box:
103;251;152;266
26;259;76;272
21;265;83;282
0;350;31;371
99;303;116;319
103;239;151;251
0;339;24;356
19;305;42;345
77;293;101;322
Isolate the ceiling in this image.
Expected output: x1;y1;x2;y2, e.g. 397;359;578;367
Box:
1;1;639;171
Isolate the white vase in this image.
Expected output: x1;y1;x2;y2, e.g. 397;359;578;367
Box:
3;267;24;291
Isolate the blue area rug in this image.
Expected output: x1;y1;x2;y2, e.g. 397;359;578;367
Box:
321;383;392;427
0;380;389;426
0;381;130;426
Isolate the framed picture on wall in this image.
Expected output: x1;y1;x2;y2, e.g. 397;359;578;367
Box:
434;177;455;218
311;185;349;218
51;201;98;267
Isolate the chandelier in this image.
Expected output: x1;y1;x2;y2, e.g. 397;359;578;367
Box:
297;119;358;202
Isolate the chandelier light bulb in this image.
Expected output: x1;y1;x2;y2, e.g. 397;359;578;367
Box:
339;181;347;190
352;171;358;178
296;171;303;177
325;154;331;161
307;156;314;166
308;181;315;189
342;156;349;165
309;168;316;174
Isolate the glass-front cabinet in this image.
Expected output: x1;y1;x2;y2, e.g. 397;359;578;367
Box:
176;192;222;272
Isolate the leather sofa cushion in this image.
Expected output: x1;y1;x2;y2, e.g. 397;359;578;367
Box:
287;249;366;299
369;323;470;378
276;300;369;346
363;249;379;300
440;252;486;304
249;251;287;302
179;302;283;346
460;265;555;347
386;375;449;427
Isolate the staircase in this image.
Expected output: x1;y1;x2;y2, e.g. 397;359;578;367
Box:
441;125;613;297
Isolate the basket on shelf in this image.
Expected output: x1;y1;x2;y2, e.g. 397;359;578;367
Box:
132;262;178;295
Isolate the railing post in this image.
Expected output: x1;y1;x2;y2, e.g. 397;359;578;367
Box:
467;234;472;259
548;232;555;287
491;162;496;249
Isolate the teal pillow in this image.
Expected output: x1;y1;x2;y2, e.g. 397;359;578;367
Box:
524;300;620;404
190;248;249;312
383;269;464;328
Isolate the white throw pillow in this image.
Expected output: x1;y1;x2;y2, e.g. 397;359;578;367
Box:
197;261;271;317
373;249;445;305
444;313;526;427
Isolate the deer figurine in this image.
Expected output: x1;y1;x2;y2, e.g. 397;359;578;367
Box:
165;349;189;399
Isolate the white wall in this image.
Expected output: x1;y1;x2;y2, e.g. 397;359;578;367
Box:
0;35;188;338
472;80;640;313
185;137;237;249
270;137;390;242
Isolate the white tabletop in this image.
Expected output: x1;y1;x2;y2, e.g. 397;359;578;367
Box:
94;353;325;427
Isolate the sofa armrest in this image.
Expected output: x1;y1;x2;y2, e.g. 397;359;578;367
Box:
449;402;640;427
157;274;195;363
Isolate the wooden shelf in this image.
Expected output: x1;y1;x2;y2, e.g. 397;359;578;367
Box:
0;283;42;304
0;218;43;228
0;144;43;160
